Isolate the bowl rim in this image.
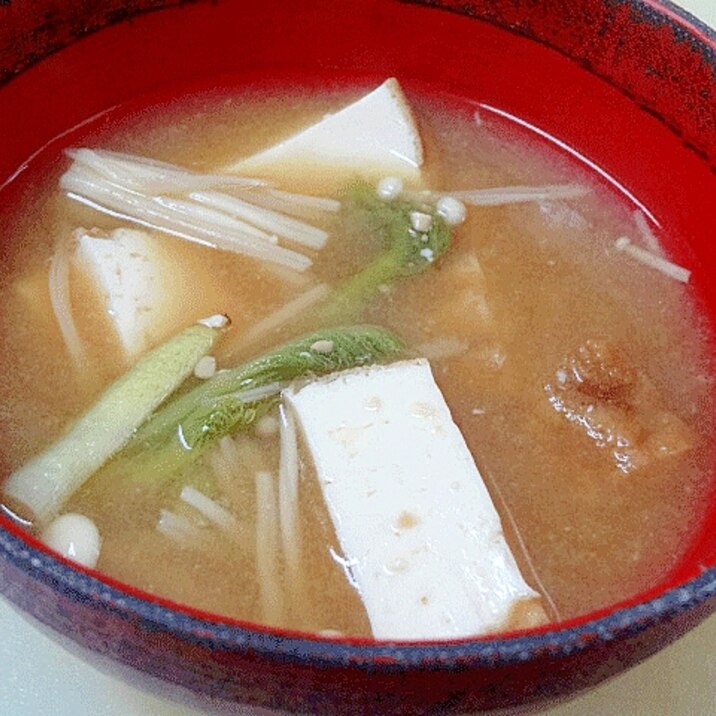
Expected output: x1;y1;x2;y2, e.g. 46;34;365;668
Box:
1;518;716;669
647;0;716;45
0;0;715;674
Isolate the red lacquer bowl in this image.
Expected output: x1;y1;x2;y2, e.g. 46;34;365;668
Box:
0;1;715;714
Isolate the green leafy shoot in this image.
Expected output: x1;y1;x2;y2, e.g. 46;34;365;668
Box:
2;317;227;524
101;325;403;486
315;181;452;323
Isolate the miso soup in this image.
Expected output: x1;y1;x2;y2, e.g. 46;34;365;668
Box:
0;79;712;639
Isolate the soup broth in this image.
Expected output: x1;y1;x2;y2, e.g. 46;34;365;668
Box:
0;81;712;636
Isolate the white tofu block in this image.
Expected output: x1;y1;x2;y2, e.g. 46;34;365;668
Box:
73;228;176;360
284;359;539;640
228;78;423;181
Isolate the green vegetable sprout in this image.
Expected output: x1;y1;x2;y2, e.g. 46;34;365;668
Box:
114;325;403;482
317;182;452;322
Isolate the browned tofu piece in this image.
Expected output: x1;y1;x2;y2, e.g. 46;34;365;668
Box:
546;339;694;473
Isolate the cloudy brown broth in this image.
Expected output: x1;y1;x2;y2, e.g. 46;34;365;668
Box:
0;84;712;635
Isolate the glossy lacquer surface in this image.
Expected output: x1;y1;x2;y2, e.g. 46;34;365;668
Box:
0;1;715;714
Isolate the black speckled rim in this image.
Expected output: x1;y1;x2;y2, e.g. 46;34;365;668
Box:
640;0;716;49
0;0;715;675
1;520;716;669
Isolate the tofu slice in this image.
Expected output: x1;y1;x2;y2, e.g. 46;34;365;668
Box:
283;359;540;640
73;228;185;361
227;78;423;181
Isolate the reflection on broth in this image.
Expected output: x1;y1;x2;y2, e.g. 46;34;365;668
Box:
0;79;712;639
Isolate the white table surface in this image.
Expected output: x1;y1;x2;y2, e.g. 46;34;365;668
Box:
1;1;715;714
